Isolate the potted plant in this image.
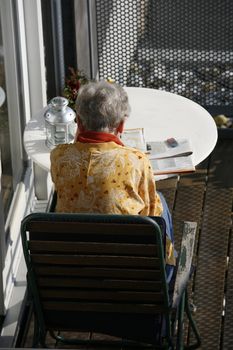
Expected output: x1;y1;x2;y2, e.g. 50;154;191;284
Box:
63;67;89;111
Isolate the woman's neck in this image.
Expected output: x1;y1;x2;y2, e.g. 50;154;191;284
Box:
76;130;124;146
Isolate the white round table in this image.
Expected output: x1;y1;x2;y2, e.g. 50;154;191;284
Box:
124;87;217;167
23;87;218;177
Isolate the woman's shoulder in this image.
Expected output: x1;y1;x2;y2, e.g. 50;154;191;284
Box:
120;145;152;168
122;145;148;158
50;143;74;158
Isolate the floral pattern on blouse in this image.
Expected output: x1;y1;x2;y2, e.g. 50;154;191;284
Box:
50;141;163;216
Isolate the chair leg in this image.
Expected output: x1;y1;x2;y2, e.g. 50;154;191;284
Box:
176;291;185;350
32;315;47;348
184;292;201;350
32;315;40;348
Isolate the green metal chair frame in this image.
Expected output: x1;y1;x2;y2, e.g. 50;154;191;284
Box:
21;212;201;349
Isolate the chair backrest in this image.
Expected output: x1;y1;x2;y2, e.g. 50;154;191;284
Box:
21;212;171;344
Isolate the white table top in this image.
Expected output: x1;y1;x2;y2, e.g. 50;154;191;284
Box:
124;87;217;166
24;87;218;177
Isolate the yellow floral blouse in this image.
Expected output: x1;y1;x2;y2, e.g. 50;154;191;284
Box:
50;141;163;215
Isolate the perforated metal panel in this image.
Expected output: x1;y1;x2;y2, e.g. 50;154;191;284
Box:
95;0;233;109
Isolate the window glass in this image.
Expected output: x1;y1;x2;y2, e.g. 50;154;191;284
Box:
0;17;13;216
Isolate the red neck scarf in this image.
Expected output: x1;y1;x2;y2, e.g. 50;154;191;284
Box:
77;131;124;146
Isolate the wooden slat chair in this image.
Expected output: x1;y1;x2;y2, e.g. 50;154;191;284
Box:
21;213;201;349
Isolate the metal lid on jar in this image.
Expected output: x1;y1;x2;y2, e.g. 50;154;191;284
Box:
44;96;76;124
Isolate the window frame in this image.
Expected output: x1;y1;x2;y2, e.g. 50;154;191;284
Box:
0;0;46;339
0;0;25;188
0;0;26;316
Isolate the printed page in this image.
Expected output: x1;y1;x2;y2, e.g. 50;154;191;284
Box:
121;128;147;152
148;138;193;160
121;131;195;175
150;155;195;175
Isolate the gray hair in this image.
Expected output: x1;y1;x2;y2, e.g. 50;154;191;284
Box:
75;80;130;132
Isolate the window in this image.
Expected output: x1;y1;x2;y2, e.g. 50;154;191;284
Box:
0;0;28;317
0;20;13;216
0;0;46;335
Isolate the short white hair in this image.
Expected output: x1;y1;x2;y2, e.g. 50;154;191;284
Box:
75;80;130;132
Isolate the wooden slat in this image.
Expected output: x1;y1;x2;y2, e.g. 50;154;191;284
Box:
27;222;157;236
40;289;164;303
29;241;157;256
194;139;233;350
43;301;168;314
31;254;159;268
156;177;178;213
194;191;230;349
37;277;162;291
172;164;208;250
171;164;208;345
35;266;161;280
222;211;233;350
174;161;209;344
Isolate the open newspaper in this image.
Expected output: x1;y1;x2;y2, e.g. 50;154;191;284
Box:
121;128;195;175
120;128;147;152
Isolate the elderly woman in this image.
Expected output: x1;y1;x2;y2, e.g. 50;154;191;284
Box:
50;80;175;278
